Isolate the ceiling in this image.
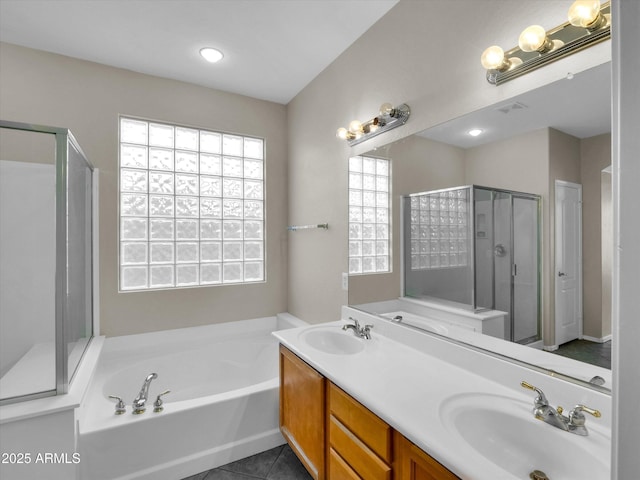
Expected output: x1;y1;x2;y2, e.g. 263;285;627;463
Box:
419;62;612;149
0;0;399;105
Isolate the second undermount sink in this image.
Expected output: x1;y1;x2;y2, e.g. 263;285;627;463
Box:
439;393;610;480
300;327;365;355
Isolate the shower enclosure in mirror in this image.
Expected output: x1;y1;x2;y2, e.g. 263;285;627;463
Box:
403;186;540;345
0;120;95;405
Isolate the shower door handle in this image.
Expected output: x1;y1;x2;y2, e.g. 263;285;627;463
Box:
558;271;566;277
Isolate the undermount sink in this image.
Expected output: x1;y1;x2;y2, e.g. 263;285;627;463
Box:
439;393;610;479
300;327;365;355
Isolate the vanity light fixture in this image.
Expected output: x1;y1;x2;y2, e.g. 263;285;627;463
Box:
518;25;554;54
336;102;410;146
481;0;610;85
200;47;224;63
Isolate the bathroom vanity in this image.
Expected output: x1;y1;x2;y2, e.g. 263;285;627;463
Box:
280;345;456;479
274;310;611;480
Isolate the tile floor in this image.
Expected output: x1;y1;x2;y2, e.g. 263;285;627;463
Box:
181;444;312;480
552;339;611;369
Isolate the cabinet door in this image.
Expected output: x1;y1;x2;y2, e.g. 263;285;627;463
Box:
279;345;326;480
394;432;459;480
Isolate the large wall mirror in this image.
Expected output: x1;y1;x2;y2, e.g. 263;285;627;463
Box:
348;62;612;393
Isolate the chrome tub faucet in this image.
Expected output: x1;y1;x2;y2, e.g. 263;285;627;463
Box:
132;373;158;414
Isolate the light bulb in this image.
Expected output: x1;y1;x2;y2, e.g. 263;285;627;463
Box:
468;129;483;137
379;103;394;116
336;127;349;140
199;47;224;63
568;0;603;29
480;45;510;71
518;25;552;53
349;120;363;134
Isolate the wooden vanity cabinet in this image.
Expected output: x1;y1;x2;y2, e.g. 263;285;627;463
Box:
279;346;459;480
279;345;326;480
394;432;460;480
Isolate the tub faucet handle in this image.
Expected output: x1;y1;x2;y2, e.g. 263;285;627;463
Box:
108;395;126;415
153;390;171;412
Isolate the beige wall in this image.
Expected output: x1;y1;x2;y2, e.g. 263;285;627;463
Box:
0;42;288;337
580;133;612;339
287;0;609;324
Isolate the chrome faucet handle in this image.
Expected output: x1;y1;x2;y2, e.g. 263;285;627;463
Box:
520;381;550;407
108;395;126;415
348;317;361;328
362;324;373;339
153;390;171;412
558;404;601;436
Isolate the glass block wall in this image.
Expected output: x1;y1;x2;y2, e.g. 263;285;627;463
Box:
119;117;264;290
408;187;470;270
348;155;391;274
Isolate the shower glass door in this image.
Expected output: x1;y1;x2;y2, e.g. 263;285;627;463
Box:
473;187;540;343
512;195;540;343
0;122;94;405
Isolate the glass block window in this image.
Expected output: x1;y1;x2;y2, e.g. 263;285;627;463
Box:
119;117;265;291
409;188;469;270
348;155;391;274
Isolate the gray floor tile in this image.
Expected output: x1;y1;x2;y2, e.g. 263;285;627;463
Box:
181;472;210;480
202;469;260;480
553;339;612;369
266;445;313;480
219;445;284;477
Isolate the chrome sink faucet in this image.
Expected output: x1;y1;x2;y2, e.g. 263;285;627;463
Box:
342;317;373;339
133;373;158;414
521;381;601;436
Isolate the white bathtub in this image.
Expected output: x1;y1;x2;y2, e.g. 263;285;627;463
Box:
78;314;305;480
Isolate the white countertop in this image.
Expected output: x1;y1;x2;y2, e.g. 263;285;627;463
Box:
273;314;612;480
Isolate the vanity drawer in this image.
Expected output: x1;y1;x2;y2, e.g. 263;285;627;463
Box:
329;415;391;480
328;447;361;480
328;383;392;463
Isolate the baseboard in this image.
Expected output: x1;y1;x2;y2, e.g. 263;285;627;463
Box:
581;334;612;343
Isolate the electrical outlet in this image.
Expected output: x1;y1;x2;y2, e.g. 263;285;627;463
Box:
341;272;349;291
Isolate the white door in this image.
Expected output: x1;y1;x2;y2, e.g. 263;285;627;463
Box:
555;181;582;346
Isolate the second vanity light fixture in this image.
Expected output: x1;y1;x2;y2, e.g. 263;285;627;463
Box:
336;103;410;146
481;0;610;85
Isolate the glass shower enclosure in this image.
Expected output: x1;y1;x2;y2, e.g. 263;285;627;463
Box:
0;120;95;404
403;185;541;344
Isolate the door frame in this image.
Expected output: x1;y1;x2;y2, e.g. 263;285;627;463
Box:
554;180;583;347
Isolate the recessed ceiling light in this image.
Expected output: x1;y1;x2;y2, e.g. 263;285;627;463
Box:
200;47;224;63
468;128;483;137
